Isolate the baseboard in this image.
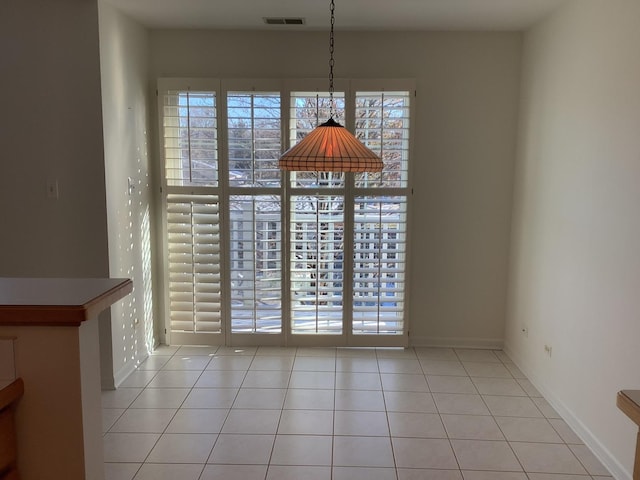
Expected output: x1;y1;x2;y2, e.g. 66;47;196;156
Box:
410;336;504;350
112;352;149;388
100;373;115;390
503;345;631;480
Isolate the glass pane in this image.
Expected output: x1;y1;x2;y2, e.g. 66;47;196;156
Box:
227;93;281;187
289;92;345;188
355;91;410;188
230;195;283;333
164;91;218;187
353;196;407;335
290;195;344;334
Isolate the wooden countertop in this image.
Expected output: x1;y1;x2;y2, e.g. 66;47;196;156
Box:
0;378;24;410
0;278;133;327
618;390;640;426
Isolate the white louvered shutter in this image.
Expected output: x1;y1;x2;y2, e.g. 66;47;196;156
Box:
161;82;223;342
290;195;345;334
287;90;348;335
288;91;345;189
352;196;407;334
229;195;283;333
226;91;284;334
167;194;222;335
352;90;411;335
158;79;411;346
163;90;218;187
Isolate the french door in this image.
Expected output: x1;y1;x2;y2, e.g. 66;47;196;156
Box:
159;78;413;347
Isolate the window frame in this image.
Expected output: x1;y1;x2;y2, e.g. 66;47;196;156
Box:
157;77;415;347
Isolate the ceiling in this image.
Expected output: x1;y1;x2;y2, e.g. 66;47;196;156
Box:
104;0;569;31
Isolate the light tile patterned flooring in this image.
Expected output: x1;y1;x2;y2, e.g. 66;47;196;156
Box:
103;346;613;480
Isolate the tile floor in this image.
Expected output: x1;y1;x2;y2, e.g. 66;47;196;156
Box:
103;346;614;480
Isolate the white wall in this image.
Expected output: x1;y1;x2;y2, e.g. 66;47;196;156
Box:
98;1;155;386
505;0;640;477
0;0;118;386
0;0;109;278
149;30;522;347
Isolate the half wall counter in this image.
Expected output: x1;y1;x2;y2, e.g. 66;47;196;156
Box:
0;277;132;480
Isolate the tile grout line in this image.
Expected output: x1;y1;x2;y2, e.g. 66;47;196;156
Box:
204;348;256;471
437;348;465;476
137;346;214;472
103;346;611;480
375;347;400;480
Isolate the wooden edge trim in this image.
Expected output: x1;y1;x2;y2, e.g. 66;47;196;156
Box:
0;378;24;410
617;390;640;427
82;278;133;322
0;279;133;327
0;306;86;326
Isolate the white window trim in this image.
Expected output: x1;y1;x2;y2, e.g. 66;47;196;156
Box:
157;77;416;347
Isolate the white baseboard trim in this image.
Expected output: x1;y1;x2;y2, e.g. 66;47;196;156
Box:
113;352;149;389
101;374;115;391
503;345;631;480
410;336;504;350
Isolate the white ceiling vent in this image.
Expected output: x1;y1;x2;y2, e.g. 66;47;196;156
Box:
263;17;305;25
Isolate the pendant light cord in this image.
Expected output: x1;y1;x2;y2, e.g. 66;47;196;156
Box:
328;0;335;119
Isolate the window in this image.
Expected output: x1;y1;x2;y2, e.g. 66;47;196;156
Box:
159;78;413;346
226;90;283;335
352;90;410;336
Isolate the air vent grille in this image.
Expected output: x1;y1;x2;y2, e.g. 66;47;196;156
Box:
263;17;305;25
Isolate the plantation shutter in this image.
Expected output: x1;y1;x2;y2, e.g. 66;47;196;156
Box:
290;195;345;334
352;196;407;334
167;194;222;335
288;91;345;189
352;90;411;336
230;195;283;333
160;80;223;343
288;90;348;335
226;90;284;335
158;79;411;346
162;89;218;187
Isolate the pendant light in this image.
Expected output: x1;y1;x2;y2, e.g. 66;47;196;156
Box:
278;0;383;173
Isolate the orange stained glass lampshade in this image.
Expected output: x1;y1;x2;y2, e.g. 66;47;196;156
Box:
278;0;383;173
279;118;383;172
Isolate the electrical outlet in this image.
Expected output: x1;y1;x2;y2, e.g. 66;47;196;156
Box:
544;344;552;357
